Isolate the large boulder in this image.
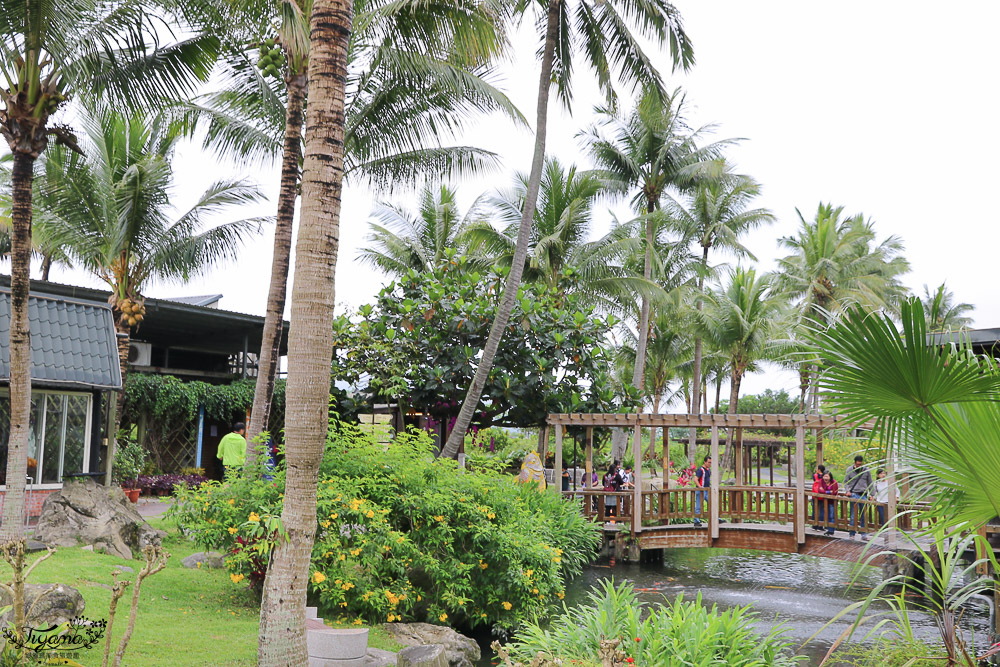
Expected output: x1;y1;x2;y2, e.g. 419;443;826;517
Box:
0;583;85;628
398;645;447;667
34;478;163;559
380;624;479;667
181;552;225;569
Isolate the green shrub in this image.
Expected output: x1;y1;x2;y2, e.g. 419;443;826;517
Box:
831;640;946;666
170;420;599;630
507;580;804;666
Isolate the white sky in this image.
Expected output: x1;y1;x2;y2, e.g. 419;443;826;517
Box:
44;1;1000;404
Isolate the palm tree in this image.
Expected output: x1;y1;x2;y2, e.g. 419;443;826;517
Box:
441;0;695;458
185;0;521;454
701;267;786;471
580;87;730;404
31;110;266;420
360;184;482;276
776;203;910;409
256;0;353;660
921;282;974;332
0;0;218;541
664;166;774;458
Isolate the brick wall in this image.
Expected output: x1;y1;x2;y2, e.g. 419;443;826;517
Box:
0;488;59;519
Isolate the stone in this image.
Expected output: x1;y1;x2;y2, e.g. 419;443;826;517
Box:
0;584;85;629
306;606;319;620
181;552;225;569
307;627;368;661
366;648;398;666
81;545;94;552
25;540;49;553
115;565;134;573
34;478;163;560
380;624;480;667
397;645;447;667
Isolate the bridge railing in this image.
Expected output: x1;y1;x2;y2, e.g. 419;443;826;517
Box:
805;492;892;535
719;486;796;524
639;488;701;523
562;490;633;524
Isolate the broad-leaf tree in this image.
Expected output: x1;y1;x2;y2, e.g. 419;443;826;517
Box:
441;0;695;458
0;0;217;540
32;110;267;420
921;282;974;333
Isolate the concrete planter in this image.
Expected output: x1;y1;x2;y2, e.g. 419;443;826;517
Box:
307;625;369;667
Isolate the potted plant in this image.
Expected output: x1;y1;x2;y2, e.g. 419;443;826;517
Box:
113;435;147;503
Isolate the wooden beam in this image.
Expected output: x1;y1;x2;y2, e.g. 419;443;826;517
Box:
710;426;720;540
632;425;642;537
795;426;805;544
546;412;872;430
554;426;563;496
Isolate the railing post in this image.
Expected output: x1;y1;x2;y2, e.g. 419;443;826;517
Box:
632;425;642;537
585;427;593;490
795;426;805;544
662;425;670;489
710;425;719;540
554;425;563;495
887;459;898;548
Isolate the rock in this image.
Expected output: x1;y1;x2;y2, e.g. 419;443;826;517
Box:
398;645;447;667
115;565;134;573
181;552;225;569
34;478;162;560
0;584;85;628
380;624;479;667
81;545;94;552
25;540;49;553
366;648;398;666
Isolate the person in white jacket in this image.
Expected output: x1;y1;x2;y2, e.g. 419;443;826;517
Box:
874;468;897;525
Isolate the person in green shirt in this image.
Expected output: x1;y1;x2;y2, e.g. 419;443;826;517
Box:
217;422;247;470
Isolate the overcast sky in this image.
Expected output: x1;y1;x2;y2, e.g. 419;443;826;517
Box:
44;1;1000;404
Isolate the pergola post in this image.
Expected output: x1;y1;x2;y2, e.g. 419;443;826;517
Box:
710;425;719;540
554;425;563;495
585;427;593;489
632;425;642;537
795;425;805;544
886;458;898;548
662;427;670;489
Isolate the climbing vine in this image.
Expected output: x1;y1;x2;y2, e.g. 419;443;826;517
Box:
123;374;257;425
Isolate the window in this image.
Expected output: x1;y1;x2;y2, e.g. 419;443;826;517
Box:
0;390;92;485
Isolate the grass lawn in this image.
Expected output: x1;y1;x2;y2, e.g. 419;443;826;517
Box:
0;517;399;667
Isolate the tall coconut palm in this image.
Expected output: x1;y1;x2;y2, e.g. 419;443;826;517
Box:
701;267;786;471
0;0;218;541
664;166;774;458
776;203;910;409
31;110;267;421
921;282;974;332
580;87;730;409
183;0;521;454
441;0;695;458
255;0;353;660
360;184;483;276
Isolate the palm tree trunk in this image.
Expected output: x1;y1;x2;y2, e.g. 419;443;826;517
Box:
622;205;656;462
114;319;131;434
721;367;743;474
714;374;722;413
1;151;35;541
246;73;307;464
440;0;559;459
40;255;51;281
257;0;352;663
688;244;709;465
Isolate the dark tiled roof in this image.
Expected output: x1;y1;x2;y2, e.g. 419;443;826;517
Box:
0;290;122;389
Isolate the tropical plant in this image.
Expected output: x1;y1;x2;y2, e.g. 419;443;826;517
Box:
777;203;910;411
256;0;352;659
920;282;974;332
505;579;803;666
30;110;265;424
701;267;786;470
0;0;217;540
112;434;148;489
580;87;730;412
442;0;695;458
664;165;774;456
360;184;483;276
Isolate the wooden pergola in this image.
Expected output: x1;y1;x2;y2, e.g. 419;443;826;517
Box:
544;412;892;547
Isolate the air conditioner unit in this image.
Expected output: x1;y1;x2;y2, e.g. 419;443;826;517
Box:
128;342;152;366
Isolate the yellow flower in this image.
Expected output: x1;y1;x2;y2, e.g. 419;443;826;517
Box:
387;613;395;622
248;512;261;523
438;613;448;622
341;582;354;591
416;595;422;602
338;554;346;561
349;499;363;511
353;619;363;626
396;536;405;543
433;515;445;522
331;513;339;519
227;526;237;535
321;521;330;528
487;513;495;520
227;498;235;505
312;571;327;584
351;548;361;557
502;601;512;611
552;557;561;563
556;591;565;599
478;560;488;570
366;510;375;519
230;573;245;584
525;569;533;578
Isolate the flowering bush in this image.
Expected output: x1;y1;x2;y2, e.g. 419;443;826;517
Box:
137;473;208;494
170;420;599;630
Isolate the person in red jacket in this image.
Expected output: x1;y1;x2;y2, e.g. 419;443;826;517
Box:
810;465;826;531
817;470;839;536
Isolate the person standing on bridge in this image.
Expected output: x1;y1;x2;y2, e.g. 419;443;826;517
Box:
693;456;711;527
844;455;874;541
811;464;826;531
818;470;839;536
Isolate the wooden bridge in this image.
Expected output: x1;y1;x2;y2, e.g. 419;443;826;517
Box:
543;412;998;564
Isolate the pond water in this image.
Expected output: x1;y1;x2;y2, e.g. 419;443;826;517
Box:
476;548;993;665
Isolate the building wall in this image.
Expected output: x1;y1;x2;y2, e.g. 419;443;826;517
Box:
0;488;59;519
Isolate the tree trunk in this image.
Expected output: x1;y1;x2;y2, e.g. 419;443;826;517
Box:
246;73;307;464
114;319;131;436
721;368;743;473
688;244;710;465
40;255;51;281
1;151;35;541
440;0;560;458
645;391;662;458
257;0;352;664
714;374;722;414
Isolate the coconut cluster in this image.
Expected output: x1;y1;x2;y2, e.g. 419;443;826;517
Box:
117;297;146;328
